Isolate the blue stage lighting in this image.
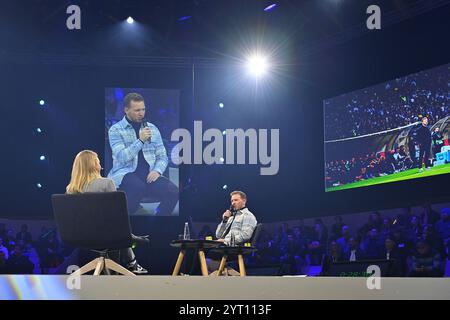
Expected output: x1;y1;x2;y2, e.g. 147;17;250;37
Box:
127;17;134;24
39;155;46;161
39;100;45;106
264;3;278;12
177;16;192;22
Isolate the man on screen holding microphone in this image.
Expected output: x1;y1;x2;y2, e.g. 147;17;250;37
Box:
108;92;179;215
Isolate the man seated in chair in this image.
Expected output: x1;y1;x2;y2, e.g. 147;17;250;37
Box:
208;190;257;275
66;150;148;274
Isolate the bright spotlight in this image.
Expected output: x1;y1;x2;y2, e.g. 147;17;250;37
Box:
36;128;42;133
39;100;45;106
36;183;42;188
39;155;46;161
222;185;228;190
219;157;225;163
222;130;226;136
246;55;269;77
219;103;224;109
126;17;134;24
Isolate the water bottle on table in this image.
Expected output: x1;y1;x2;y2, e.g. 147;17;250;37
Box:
183;222;190;240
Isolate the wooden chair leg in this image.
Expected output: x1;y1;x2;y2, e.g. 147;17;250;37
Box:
238;254;246;276
198;249;209;276
210;270;220;276
172;249;185;276
218;255;228;276
104;259;135;276
70;258;102;276
93;257;105;275
226;268;240;276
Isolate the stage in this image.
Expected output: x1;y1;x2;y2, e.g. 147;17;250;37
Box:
1;275;449;300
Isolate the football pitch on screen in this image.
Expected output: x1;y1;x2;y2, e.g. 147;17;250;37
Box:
326;163;450;192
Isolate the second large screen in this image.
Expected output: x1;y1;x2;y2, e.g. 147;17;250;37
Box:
324;63;449;192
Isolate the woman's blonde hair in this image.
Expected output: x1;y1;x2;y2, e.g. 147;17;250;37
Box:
66;150;101;194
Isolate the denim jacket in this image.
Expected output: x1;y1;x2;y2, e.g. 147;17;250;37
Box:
107;116;168;187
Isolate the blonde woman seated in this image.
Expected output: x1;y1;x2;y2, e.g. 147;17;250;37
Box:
66;150;148;274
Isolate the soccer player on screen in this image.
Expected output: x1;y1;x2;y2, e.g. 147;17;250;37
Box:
432;127;444;159
416;117;432;172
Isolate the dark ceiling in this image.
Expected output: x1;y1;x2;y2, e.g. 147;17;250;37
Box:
1;0;448;60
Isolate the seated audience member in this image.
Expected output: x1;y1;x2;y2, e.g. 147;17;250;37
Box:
0;223;6;243
343;237;366;262
0;251;7;274
359;212;382;236
279;233;299;275
16;224;32;246
320;241;344;275
383;236;405;276
292;226;309;271
38;231;63;272
361;228;384;260
405;215;423;241
397;207;414;227
4;229;16;252
435;208;450;258
0;238;9;261
380;217;393;239
254;235;280;265
420;204;440;226
6;244;34;274
307;222;328;266
409;240;443;277
331;216;345;239
421;224;446;260
337;225;351;253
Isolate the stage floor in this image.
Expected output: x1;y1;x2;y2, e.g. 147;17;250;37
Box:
1;275;449;300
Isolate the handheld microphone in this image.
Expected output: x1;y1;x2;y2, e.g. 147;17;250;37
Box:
140;119;151;142
222;205;235;223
